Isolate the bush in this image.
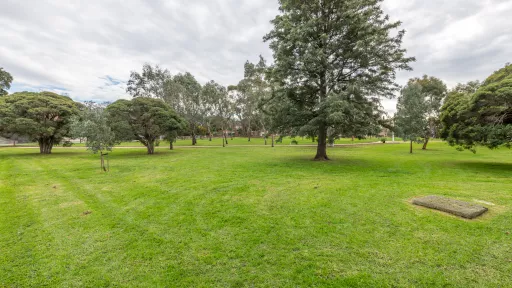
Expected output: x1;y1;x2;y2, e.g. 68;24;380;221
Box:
291;139;298;145
62;141;73;147
381;138;386;144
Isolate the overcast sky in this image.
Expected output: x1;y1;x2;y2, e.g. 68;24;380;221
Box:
1;0;511;112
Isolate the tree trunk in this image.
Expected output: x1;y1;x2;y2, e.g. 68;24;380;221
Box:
222;129;226;147
170;140;174;150
422;137;429;150
38;137;54;154
272;134;275;147
264;136;267;145
247;119;251;142
192;133;197;146
147;140;155;154
314;125;329;161
410;140;413;154
100;152;107;172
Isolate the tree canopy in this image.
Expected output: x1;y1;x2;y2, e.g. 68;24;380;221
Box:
0;91;80;154
404;75;447;149
126;64;171;99
106;97;185;154
263;0;414;160
441;63;512;151
70;102;117;170
0;67;13;96
395;83;428;153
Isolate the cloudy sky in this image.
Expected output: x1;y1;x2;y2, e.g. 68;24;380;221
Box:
1;0;511;112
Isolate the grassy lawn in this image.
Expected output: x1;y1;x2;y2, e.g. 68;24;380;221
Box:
10;136;398;148
1;142;511;287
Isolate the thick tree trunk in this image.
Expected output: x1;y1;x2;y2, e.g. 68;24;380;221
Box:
170;140;174;150
410;140;413;154
264;136;267;145
192;133;197;146
314;125;329;161
38;137;54;154
422;137;429;150
147;140;155;154
272;134;275;147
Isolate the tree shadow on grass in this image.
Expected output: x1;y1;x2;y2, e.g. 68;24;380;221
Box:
451;161;512;177
245;154;391;176
0;151;83;158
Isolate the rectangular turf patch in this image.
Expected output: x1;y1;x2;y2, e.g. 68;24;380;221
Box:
413;195;488;219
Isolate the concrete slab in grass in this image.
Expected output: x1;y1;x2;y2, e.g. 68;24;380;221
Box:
413;195;488;219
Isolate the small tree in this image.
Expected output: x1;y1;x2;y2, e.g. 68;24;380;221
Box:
0;92;79;154
406;76;447;149
70;102;116;171
106;98;185;154
395;84;428;153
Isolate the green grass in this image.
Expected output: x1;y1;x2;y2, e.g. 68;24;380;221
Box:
1;142;511;287
10;136;399;148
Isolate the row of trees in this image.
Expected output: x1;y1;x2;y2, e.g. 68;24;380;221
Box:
0;92;187;157
125;58;271;147
3;0;446;161
394;63;511;154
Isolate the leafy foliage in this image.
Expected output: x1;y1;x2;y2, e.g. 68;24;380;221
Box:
403;75;447;149
0;91;79;153
231;57;269;141
202;80;232;145
106;98;185;154
126;64;171;99
263;0;414;160
395;83;428;152
164;73;204;145
0;68;13;96
70;102;116;171
441;64;512;151
71;102;116;154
